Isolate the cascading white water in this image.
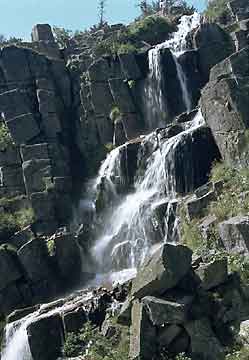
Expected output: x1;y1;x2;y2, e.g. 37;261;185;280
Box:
92;111;204;272
2;13;202;360
144;12;200;124
1;292;93;360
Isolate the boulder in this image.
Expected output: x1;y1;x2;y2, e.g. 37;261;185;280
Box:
54;232;81;285
142;296;189;325
218;216;249;253
117;297;133;325
20;144;49;162
0;247;23;291
17;238;53;282
0;46;31;82
228;0;249;21
0;166;25;189
201;47;249;166
185;190;216;220
63;307;87;334
129;299;156;360
31;24;55;42
158;324;182;348
194;23;234;82
27;314;64;360
196;258;228;290
185;318;225;360
0;147;21;166
31;191;55;221
9;226;34;249
239;320;249;345
22;159;52;195
131;244;192;299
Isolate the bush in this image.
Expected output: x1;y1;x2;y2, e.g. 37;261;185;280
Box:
226;347;249;359
110;106;121;123
15;207;35;229
208;162;249;222
204;0;231;24
0;123;14;151
127;15;176;45
63;321;129;360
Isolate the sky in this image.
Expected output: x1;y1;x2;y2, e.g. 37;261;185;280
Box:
0;0;206;40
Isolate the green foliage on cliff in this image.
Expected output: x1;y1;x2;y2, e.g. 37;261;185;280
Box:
0;123;14;151
63;321;129;359
127;15;176;45
226;347;249;359
0;197;34;243
208;162;249;222
204;0;230;24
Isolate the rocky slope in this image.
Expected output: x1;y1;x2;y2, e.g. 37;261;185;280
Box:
0;0;249;359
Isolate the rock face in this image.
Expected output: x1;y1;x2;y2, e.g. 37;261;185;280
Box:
201;46;249;166
218;216;249;253
131;244;192;299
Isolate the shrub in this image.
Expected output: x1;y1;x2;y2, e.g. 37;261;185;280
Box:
127;15;176;45
226;347;249;359
0;123;14;151
110;106;121;123
208;162;249;221
0;212;19;243
63;321;129;360
204;0;231;24
15;207;35;229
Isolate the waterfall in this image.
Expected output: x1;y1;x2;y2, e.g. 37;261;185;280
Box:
1;292;93;360
92;111;205;273
144;12;200;127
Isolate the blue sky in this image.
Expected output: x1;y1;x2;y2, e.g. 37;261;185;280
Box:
0;0;206;40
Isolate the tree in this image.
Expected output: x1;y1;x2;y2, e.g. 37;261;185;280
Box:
53;27;73;48
98;0;107;27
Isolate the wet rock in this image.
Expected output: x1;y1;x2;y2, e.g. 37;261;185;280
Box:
63;307;87;334
0;165;25;190
131;244;192;299
7;305;39;323
196;258;228;290
7;113;40;145
142;296;189;325
129;299;156;360
218;216;249;253
31;191;55;222
185;318;225;360
109;78;136;113
27;314;64;360
90;82;114;116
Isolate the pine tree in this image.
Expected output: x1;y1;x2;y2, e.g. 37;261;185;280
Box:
98;0;107;27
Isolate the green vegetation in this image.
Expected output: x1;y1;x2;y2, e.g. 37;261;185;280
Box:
47;238;56;256
110;106;121;123
208;162;249;222
127;15;176;46
93;15;176;57
225;347;249;359
0;123;14;151
0;34;23;46
0;199;34;243
204;0;230;24
52;27;73;48
63;321;129;359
